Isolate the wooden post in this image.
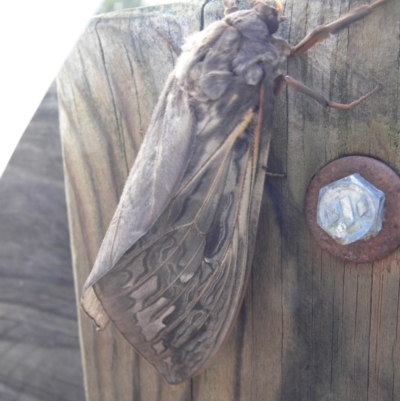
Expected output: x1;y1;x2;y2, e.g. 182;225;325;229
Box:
57;1;400;400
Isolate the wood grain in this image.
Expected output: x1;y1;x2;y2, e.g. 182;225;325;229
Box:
0;84;84;401
58;0;400;400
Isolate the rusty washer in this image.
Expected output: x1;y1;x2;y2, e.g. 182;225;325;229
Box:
304;156;400;263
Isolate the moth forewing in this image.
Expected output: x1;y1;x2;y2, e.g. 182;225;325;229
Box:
81;75;197;321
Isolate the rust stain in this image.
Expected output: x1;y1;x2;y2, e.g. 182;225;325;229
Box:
304;156;400;263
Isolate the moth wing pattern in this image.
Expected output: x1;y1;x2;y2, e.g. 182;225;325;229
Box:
82;75;197;324
82;6;281;384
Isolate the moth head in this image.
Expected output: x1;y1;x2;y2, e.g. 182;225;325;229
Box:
252;0;284;35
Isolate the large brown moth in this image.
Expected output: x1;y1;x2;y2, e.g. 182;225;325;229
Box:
81;0;389;384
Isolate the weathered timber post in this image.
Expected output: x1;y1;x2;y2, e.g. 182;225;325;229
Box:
57;0;400;400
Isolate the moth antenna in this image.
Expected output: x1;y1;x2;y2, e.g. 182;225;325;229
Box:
156;28;182;56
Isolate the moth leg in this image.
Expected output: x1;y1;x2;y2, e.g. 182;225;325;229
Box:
282;75;382;110
255;84;286;177
156;28;182;56
223;0;238;15
262;166;286;178
273;74;286;96
291;0;389;57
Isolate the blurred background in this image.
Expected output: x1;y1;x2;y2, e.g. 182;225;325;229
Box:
0;1;182;400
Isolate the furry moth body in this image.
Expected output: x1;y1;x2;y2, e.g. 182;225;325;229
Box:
81;0;388;385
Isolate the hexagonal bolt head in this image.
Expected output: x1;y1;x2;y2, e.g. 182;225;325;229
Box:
317;173;385;245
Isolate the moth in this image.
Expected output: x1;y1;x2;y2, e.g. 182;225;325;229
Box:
81;0;388;384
